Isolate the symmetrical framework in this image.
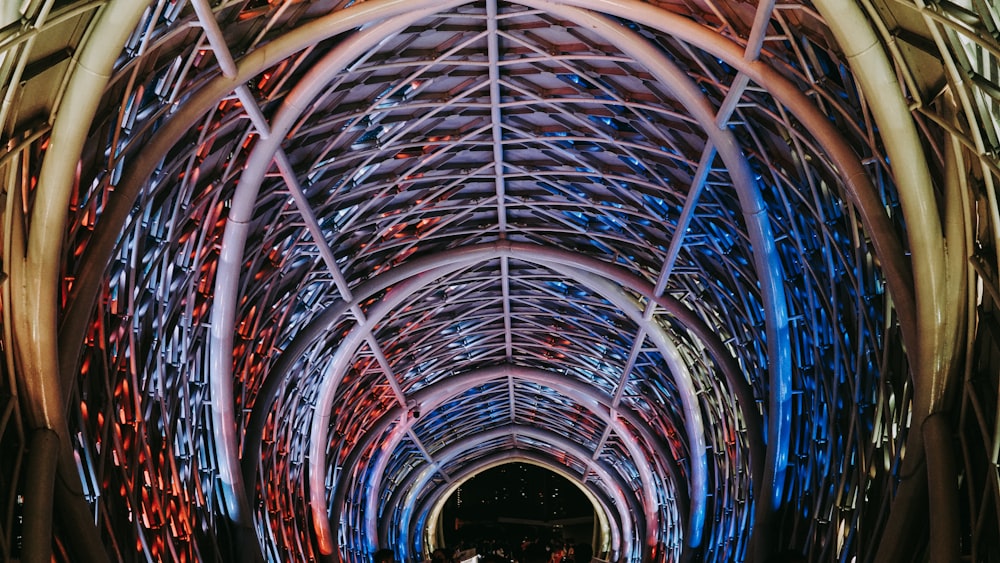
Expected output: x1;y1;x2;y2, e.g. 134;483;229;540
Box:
0;0;999;562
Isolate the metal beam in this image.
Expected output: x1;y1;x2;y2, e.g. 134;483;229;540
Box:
416;450;620;559
367;364;682;551
300;241;740;556
208;6;469;543
809;2;959;560
410;436;635;562
13;2;146;561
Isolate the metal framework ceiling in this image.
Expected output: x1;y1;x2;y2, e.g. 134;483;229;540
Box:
1;0;1000;562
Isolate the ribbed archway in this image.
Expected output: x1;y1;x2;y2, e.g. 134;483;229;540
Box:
1;1;999;562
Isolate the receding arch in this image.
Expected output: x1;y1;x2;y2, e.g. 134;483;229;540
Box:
3;0;984;561
43;2;908;560
413;442;632;561
357;364;683;555
391;449;619;560
303;242;735;554
46;2;911;556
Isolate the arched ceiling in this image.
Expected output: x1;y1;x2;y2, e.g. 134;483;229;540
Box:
1;0;999;562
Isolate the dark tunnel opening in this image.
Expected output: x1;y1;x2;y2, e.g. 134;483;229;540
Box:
439;463;598;561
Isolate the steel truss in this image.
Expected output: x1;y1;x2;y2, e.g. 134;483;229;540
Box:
1;0;999;562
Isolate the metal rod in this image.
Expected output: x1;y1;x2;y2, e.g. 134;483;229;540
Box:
409;435;634;561
20;428;59;563
923;412;961;562
206;9;469;552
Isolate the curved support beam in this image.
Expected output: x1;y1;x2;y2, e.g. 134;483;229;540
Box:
514;2;790;546
20;429;59;563
808;0;947;407
539;262;702;548
60;4;788;552
209;2;469;534
808;4;963;561
390;443;618;560
408;436;638;562
13;3;148;562
52;5;911;526
29;0;147;417
361;365;683;552
308;243;722;554
237;240;724;561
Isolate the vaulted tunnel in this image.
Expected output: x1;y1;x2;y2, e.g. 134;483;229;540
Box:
1;1;999;562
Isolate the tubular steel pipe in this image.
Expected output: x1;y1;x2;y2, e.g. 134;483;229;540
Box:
808;2;963;560
516;2;791;549
20;428;58;563
27;0;145;423
541;261;704;549
410;443;637;562
11;4;146;559
364;364;680;554
74;0;782;552
923;412;961;562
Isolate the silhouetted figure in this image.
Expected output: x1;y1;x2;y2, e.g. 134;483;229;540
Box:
548;544;565;563
522;542;549;563
429;547;452;563
373;548;396;563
